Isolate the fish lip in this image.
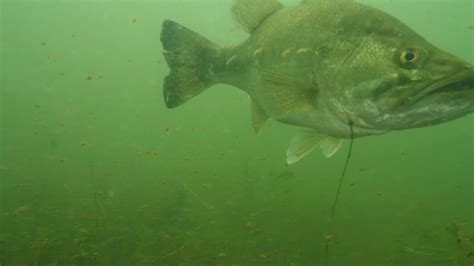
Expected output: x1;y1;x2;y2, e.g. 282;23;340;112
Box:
412;70;474;101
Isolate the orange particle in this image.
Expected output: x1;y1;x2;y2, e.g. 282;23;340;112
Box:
80;140;89;147
14;206;31;215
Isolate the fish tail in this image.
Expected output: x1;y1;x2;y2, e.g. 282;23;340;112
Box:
161;20;219;108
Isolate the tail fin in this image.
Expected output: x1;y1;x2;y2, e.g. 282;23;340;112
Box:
160;20;219;108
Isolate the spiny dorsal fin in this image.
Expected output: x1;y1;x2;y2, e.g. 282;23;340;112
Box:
301;0;352;4
260;71;316;119
250;99;268;135
232;0;283;33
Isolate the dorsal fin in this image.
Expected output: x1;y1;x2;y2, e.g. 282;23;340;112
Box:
301;0;352;4
232;0;283;33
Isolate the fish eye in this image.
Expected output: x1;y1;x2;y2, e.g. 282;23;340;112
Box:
399;48;420;67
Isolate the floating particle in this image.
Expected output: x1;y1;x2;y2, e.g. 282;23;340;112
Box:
297;48;310;55
35;104;40;109
324;233;333;244
41;42;47;46
132;17;138;23
229;26;239;32
78;228;90;235
14;206;31;216
85;75;92;80
80;140;89;147
281;48;292;59
467;24;474;30
253;48;263;57
226;55;237;65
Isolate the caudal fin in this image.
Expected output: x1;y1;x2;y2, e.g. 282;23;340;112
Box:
160;20;219;108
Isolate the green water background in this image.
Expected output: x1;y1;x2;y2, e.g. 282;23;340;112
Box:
1;0;473;265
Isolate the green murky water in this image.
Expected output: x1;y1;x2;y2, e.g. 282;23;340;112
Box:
1;0;473;265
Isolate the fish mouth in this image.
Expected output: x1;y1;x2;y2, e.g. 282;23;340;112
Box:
412;70;474;101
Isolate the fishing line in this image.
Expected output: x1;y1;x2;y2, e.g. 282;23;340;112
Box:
89;160;108;230
323;119;354;266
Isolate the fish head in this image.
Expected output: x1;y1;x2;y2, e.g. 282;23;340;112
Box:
372;44;474;130
321;4;474;134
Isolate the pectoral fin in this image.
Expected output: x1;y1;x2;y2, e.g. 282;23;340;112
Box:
286;131;325;165
261;71;316;119
250;99;268;135
287;131;343;164
320;137;343;158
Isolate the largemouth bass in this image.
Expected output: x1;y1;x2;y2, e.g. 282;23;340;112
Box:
160;0;474;164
